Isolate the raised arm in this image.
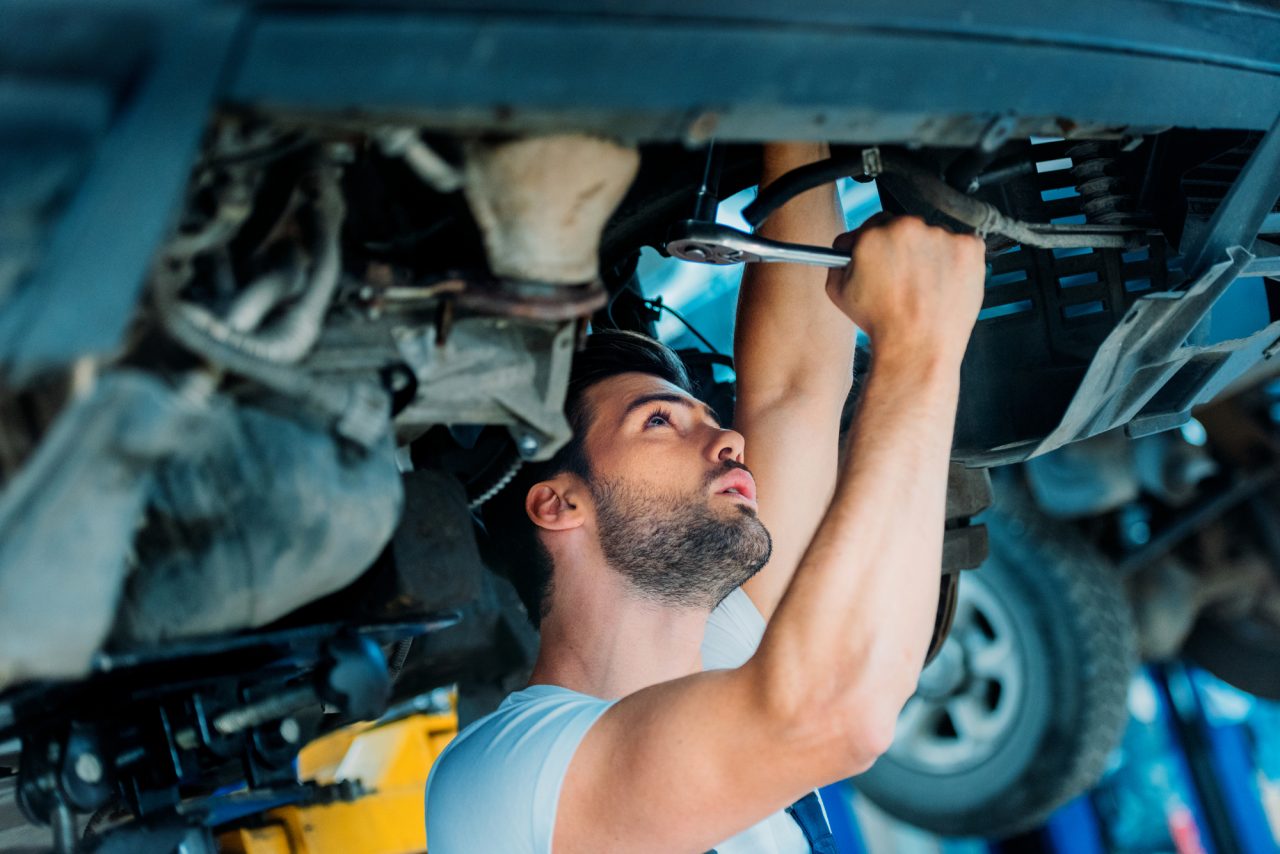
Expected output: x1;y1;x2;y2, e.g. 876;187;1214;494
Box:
554;217;986;853
735;143;855;620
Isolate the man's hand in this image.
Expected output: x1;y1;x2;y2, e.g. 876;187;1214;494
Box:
825;216;986;364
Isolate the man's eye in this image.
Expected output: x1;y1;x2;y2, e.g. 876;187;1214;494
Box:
644;410;673;428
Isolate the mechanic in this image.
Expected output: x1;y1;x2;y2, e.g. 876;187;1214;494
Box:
424;142;987;853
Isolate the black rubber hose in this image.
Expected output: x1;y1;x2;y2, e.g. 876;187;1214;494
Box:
744;150;960;231
742;147;1138;250
741;155;865;227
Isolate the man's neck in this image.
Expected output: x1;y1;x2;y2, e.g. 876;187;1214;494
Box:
528;581;709;700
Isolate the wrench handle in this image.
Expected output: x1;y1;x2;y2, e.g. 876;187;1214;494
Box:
666;222;849;269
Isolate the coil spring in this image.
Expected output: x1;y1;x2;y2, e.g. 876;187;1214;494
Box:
1065;141;1142;226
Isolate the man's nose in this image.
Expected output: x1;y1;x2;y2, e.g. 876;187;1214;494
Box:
711;427;746;464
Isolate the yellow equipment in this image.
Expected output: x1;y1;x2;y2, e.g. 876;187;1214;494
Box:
218;708;457;854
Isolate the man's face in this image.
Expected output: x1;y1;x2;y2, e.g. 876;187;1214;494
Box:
575;372;772;609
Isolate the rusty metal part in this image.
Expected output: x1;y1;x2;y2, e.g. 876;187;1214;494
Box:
358;275;605;323
358;271;604;323
462;134;640;283
381;281;466;303
455;278;607;322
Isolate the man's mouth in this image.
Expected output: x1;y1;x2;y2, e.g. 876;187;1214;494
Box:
713;469;758;505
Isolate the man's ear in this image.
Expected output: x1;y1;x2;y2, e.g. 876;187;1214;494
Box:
525;475;588;532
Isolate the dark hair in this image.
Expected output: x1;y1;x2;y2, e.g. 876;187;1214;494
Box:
481;330;693;628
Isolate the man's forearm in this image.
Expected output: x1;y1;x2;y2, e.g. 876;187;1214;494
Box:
753;347;960;765
734;144;858;620
735;143;853;403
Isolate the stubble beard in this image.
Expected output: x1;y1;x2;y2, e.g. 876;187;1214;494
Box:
590;466;773;610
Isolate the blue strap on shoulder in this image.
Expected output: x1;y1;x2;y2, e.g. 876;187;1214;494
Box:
785;790;839;853
705;789;836;854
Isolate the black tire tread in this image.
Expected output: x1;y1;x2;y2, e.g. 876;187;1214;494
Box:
855;484;1137;838
980;491;1137;837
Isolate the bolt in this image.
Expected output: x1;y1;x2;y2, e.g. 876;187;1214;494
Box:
74;753;103;785
1128;519;1152;546
279;718;301;745
517;434;540;458
979;116;1017;153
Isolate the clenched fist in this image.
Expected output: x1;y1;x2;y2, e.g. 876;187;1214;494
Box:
825;215;986;366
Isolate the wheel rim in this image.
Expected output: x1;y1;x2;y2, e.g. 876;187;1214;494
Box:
887;574;1025;774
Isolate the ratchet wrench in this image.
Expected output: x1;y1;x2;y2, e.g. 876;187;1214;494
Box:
665;220;849;270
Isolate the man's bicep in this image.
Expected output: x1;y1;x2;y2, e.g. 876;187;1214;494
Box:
738;393;845;621
552;667;816;854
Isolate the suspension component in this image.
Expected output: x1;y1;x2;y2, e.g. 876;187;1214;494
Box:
1066;141;1144;226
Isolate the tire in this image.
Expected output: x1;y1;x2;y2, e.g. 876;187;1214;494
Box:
852;495;1137;839
1185;616;1280;701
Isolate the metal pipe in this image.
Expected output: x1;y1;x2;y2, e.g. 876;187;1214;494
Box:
173;166;346;364
222;269;298;332
153;267;388;449
376;127;464;193
1117;466;1280;576
212;686;317;736
50;800;75;854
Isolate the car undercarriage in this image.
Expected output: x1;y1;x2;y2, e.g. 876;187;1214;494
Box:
2;1;1280;849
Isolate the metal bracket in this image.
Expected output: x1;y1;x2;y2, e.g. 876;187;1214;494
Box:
861;146;884;178
1181;111;1280;278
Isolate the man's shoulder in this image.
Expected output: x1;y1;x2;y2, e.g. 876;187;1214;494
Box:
425;685;614;854
434;685;611;768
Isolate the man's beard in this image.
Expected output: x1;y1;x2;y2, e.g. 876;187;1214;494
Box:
590;463;773;610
